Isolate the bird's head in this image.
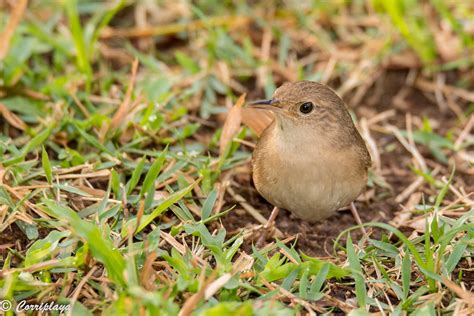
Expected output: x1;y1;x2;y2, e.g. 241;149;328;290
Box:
249;81;353;132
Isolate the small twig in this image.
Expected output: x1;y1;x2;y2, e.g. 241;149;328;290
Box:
70;92;91;118
454;115;474;150
360;117;381;171
366;109;396;126
179;269;217;316
391;192;422;228
232;138;256;149
260;279;321;315
415;77;474;102
109;58;139;131
388;124;428;172
68;266;98;316
101;16;249;39
395;167;439;203
434;73;449;113
441;177;474;206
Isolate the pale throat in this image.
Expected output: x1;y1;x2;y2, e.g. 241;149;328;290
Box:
271;117;331;158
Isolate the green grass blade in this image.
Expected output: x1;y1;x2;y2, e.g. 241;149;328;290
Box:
23;127;52;155
445;242;467;274
346;234;367;308
63;0;92;87
134;179;199;234
401;249;411;300
126;155;146;195
309;262;329;299
41;146;53;185
73;122;112;154
298;266;309;300
139;149;167;198
201;188;217;221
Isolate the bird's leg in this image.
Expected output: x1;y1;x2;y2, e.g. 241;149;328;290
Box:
256;206;280;247
350;202;367;236
264;206;280;229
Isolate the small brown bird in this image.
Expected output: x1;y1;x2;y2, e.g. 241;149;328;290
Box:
251;81;371;222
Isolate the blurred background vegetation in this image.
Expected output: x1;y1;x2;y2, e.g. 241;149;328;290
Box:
0;0;472;315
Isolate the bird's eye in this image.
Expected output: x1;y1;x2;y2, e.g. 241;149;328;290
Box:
299;102;314;114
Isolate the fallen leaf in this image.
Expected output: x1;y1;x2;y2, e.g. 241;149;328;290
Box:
442;276;474;302
385;50;421;69
75;185;107;198
204;273;231;299
219;95;274;156
219;93;245;156
109;58;139;131
391;192;421;228
242;107;274;137
408;215;429;233
0;0;28;60
0;103;27;130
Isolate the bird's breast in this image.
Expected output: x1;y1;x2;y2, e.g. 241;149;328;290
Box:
252;125;367;221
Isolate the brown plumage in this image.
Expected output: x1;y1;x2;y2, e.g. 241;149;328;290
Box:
251;81;371;222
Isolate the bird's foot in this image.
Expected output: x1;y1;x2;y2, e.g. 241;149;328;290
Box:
256;207;280;247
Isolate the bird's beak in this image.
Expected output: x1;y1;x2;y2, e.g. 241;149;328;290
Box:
248;99;283;112
249;99;274;106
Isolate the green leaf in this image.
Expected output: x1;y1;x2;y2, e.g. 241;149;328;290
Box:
175;51;200;74
184;223;226;264
301;253;350;279
132;179;198;235
369;239;399;255
25;230;70;266
445;241;467;274
402;250;411;300
42;146;53;185
64;0;92;87
54;183;92;197
201;188;217;221
170;204;195;222
298;266;310;299
139;149;167;198
24;127;52;155
126;155;146;195
200;302;252;316
434;167;455;211
337;223;425;271
73;122;111;154
281;268;299;291
110;169;121;198
260;253;297;282
346;235;367;308
412;302;436;316
224;236;243;262
70;301;93;316
308;262;329;300
43;199;126;287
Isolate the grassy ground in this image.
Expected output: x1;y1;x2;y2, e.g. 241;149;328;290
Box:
0;1;473;315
